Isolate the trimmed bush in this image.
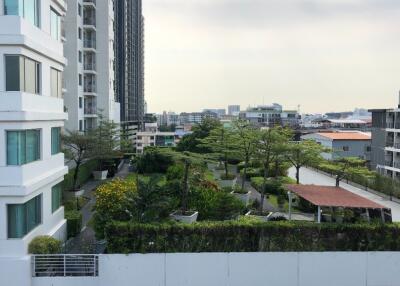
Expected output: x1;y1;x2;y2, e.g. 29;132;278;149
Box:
65;210;82;239
104;220;400;253
28;236;62;254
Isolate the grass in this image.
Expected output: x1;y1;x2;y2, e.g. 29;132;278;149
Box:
125;173;167;186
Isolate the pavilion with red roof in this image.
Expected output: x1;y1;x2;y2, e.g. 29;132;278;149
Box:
286;184;391;223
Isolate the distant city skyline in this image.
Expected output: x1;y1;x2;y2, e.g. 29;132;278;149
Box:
143;0;400;114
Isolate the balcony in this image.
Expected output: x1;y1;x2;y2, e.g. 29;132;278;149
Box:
84;106;97;116
385;160;393;167
83;0;96;8
32;255;99;277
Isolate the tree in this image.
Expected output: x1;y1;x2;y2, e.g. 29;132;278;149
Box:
62;130;95;191
200;125;239;178
284;140;326;184
232;120;258;190
90;113;125;171
126;175;170;222
255;127;291;211
176;118;221;153
320;157;373;187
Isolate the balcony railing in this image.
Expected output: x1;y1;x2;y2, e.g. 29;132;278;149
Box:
84;62;96;71
394;162;400;169
387;122;394;129
385;160;393;167
32;255;99;277
84;40;96;49
83;0;96;4
84;107;97;115
83;17;96;26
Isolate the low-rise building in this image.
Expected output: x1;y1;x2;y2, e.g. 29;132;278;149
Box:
136;132;180;153
239;104;300;128
301;131;371;161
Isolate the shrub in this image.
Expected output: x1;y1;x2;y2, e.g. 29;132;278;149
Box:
240;168;262;179
220;173;236;180
28;236;62;254
104;220;400;253
135;148;174;174
65;210;82;239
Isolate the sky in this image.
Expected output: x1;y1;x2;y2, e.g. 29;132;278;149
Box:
143;0;400;114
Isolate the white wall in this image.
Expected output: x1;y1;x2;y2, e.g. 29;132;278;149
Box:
28;252;400;286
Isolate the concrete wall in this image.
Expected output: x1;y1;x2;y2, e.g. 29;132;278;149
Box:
28;252;400;286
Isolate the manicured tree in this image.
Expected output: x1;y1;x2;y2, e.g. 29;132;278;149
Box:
90;113;125;171
255;127;291;211
176;118;222;153
201;125;239;179
284;140;326;184
319;157;373;187
62;130;96;191
232;119;258;191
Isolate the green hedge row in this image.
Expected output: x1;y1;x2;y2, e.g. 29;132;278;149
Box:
104;220;400;253
62;159;100;191
65;210;82;239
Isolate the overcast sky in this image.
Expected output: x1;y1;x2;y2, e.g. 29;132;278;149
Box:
143;0;400;114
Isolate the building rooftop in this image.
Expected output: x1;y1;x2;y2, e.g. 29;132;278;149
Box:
286;184;386;209
316;132;371;140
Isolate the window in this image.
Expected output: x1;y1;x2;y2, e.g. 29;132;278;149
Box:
79;120;83;131
7;130;41;165
50;8;61;40
78;27;82;39
79;51;82;63
5;55;40;94
51;184;62;213
79;97;83;108
4;0;40;27
343;146;349;152
51;127;61;155
78;3;82;16
8;194;42;238
79;74;82;86
50;68;62;98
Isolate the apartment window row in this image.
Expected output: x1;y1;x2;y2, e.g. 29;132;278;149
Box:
5;55;63;98
8;194;42;239
4;0;40;27
8;182;62;239
6;127;61;166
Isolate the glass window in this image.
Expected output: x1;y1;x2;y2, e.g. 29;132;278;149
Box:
78;3;82;16
50;68;62;98
51;127;61;155
50;8;61;40
5;55;40;94
79;74;82;86
51;184;62;213
8;194;42;238
79;97;82;108
4;0;39;27
78;27;82;39
7;130;40;165
79;51;82;63
79;120;83;131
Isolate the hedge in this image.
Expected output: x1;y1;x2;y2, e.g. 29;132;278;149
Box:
28;235;62;254
104;220;400;253
65;210;82;239
62;159;100;191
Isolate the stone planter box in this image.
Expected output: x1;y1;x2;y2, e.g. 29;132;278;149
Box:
218;177;237;189
93;170;108;181
231;190;251;205
170;211;199;224
245;210;273;221
63;189;85;200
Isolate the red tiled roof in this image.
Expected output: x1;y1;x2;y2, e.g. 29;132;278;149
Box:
286;184;386;209
317;132;371;140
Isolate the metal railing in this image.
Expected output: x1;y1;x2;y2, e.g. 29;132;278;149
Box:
32;255;99;277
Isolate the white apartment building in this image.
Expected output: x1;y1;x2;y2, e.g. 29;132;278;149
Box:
136;132;180;153
64;0;119;132
0;0;68;256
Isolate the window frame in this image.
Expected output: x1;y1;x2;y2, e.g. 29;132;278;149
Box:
51;127;61;155
6;129;41;166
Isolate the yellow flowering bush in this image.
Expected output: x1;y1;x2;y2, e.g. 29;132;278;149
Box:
93;178;136;238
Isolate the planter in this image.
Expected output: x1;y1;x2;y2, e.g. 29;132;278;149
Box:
63;189;85;200
92;170;108;181
245;210;272;221
231;190;251;205
218;177;237;189
170;211;199;224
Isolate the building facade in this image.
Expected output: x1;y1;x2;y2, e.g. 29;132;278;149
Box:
239;104;300;128
64;0;119;132
228;105;240;116
301;132;371;161
0;0;68;255
115;0;145;138
136;132;180;153
370;107;400;180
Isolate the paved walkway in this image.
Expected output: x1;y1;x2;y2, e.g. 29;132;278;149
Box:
65;162;131;253
288;167;400;222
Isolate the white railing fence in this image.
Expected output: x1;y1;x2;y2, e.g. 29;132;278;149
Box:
32;255;98;277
